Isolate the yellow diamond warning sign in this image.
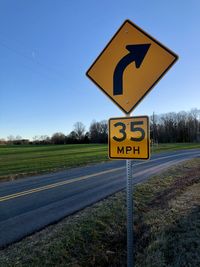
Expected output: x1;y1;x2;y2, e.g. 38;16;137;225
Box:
86;20;178;114
109;116;150;159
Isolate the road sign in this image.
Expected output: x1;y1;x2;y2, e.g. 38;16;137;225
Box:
86;20;178;114
109;116;150;159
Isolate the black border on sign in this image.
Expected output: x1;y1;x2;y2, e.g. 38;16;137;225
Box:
86;19;179;114
108;116;150;160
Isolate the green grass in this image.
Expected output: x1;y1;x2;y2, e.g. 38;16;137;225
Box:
0;158;200;266
151;142;200;153
0;144;108;180
0;142;200;181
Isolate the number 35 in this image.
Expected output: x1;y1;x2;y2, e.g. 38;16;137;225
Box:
113;121;145;142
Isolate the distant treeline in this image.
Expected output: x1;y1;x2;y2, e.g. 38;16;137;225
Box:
1;109;200;145
150;108;200;143
2;121;108;145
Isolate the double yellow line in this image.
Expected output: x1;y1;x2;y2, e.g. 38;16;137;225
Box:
0;166;125;203
1;151;198;203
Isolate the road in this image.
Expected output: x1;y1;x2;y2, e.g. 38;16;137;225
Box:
0;149;200;248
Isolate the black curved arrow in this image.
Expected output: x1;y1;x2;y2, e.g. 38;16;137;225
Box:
113;44;151;95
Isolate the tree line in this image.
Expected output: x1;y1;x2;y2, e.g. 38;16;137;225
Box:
1;109;200;145
49;120;108;144
2;120;108;145
150;108;200;143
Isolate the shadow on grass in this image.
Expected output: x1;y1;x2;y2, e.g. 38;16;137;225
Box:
164;205;200;267
149;174;200;210
135;205;200;267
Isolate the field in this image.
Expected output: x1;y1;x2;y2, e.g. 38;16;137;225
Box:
1;158;200;266
0;143;200;181
0;144;107;181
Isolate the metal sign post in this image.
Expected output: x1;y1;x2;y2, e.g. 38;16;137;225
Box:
126;158;134;267
126;112;134;267
109;114;150;266
109;114;149;267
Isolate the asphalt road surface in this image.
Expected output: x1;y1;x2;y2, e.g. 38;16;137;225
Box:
0;149;200;248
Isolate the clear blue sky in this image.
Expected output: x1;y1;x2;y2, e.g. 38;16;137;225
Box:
0;0;200;140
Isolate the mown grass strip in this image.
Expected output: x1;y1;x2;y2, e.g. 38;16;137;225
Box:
0;158;200;266
0;143;200;181
0;144;108;180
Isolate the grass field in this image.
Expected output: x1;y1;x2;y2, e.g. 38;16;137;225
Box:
0;144;108;181
1;158;200;266
0;143;200;181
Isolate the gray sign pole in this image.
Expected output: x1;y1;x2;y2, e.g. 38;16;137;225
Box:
126;159;134;267
126;113;134;267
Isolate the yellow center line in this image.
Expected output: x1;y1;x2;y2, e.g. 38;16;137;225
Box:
1;151;199;203
0;166;125;202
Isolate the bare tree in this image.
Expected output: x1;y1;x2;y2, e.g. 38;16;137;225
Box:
32;135;39;144
39;135;50;144
7;135;15;144
89;120;108;143
150;112;158;144
15;135;22;141
73;122;85;141
51;132;66;144
66;131;77;143
0;138;6;144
